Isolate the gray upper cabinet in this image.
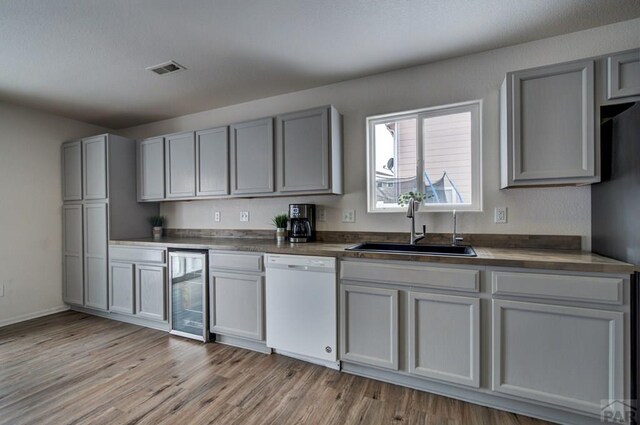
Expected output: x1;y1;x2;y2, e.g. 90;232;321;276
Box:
61;141;82;201
62;204;84;306
196;127;229;197
82;135;108;200
500;60;596;188
276;106;342;194
230;118;274;195
138;137;165;201
165;132;196;198
83;202;108;311
607;49;640;100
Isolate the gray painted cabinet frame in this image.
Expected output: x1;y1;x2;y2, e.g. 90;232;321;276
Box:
61;141;82;201
137;137;165;201
607;49;640;100
230;118;275;195
196;126;229;197
62;204;84;306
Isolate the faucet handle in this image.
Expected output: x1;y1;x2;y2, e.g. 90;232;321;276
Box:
455;236;464;242
422;224;426;235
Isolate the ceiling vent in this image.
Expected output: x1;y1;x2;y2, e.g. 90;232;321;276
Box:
146;61;187;76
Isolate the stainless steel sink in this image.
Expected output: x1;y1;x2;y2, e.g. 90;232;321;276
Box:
345;242;477;257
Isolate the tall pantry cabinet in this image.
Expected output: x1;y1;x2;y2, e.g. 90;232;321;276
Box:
62;134;158;310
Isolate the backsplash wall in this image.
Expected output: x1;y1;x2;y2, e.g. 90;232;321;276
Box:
118;18;640;250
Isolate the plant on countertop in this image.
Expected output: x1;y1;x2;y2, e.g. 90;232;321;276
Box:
148;215;167;227
271;213;288;229
397;191;425;207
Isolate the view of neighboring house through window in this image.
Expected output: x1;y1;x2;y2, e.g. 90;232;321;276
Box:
367;101;482;212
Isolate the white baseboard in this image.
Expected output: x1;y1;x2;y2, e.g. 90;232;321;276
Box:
0;305;70;328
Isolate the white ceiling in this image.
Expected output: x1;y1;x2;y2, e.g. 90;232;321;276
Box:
1;0;639;129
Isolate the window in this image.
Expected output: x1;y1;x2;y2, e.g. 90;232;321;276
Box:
366;101;482;212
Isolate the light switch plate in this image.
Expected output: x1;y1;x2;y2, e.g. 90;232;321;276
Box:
342;209;355;223
317;207;326;222
240;211;249;222
494;207;507;224
214;211;221;222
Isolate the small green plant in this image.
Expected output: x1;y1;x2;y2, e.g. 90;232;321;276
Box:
271;213;288;229
148;215;166;227
397;191;425;207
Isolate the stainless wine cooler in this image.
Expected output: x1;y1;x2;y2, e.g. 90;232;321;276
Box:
169;250;209;342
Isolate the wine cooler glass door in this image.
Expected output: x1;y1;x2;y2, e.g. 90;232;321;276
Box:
169;251;207;341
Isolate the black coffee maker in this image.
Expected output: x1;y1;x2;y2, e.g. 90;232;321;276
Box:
289;204;315;243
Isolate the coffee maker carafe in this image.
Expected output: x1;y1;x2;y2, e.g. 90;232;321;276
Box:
289;204;315;243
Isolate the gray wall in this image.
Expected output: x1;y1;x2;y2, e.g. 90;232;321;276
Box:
116;19;639;248
0;101;106;326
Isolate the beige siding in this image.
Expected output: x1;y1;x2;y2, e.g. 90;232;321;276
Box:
396;119;417;179
423;112;472;203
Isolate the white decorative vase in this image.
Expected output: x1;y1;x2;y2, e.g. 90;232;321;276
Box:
152;226;163;240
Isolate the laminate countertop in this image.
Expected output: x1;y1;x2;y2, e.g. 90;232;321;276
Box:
110;237;635;274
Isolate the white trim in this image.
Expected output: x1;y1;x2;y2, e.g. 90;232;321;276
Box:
0;305;70;328
366;100;483;213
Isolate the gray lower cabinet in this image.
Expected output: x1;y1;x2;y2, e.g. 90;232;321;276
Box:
83;202;108;310
138;137;165;201
136;265;166;321
109;262;135;314
230;118;274;195
82;135;108;200
340;284;399;370
500;59;596;187
408;291;480;388
491;299;623;415
61;141;82;201
62;204;84;306
196;127;229;197
209;271;264;340
165;132;196;198
607;49;640;100
276;106;342;194
108;246;168;323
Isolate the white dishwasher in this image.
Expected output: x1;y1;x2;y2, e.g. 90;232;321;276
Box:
265;254;339;370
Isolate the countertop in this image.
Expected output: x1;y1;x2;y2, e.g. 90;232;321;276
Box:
110;237;635;274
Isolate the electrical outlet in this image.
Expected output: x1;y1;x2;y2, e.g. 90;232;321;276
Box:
214;211;221;222
341;209;355;223
239;211;249;222
0;284;4;297
494;207;507;224
317;207;326;222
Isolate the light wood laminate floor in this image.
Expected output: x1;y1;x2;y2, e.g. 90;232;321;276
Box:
0;311;553;425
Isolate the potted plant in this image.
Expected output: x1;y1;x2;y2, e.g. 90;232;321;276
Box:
148;215;166;240
271;213;288;243
397;191;425;208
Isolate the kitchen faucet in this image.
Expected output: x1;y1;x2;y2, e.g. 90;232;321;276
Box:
452;209;464;246
406;200;426;245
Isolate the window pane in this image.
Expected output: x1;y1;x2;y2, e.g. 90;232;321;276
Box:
422;112;472;204
373;118;417;208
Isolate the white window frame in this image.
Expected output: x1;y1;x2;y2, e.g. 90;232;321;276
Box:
366;100;483;213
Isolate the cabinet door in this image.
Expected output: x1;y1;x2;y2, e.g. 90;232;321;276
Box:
165;132;196;198
607;50;640;99
230;118;274;195
196;127;229;196
83;202;108;310
109;262;134;315
276;107;329;192
492;300;623;415
82;135;108;200
136;265;166;321
340;284;399;370
61;141;82;201
209;271;263;340
502;60;595;187
138;137;165;201
408;292;480;387
62;204;83;305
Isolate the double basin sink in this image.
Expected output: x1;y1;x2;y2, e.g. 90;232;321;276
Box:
345;242;477;257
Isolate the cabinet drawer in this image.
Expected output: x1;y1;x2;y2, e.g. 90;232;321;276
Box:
341;261;479;293
109;246;166;264
209;251;263;272
490;271;623;305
